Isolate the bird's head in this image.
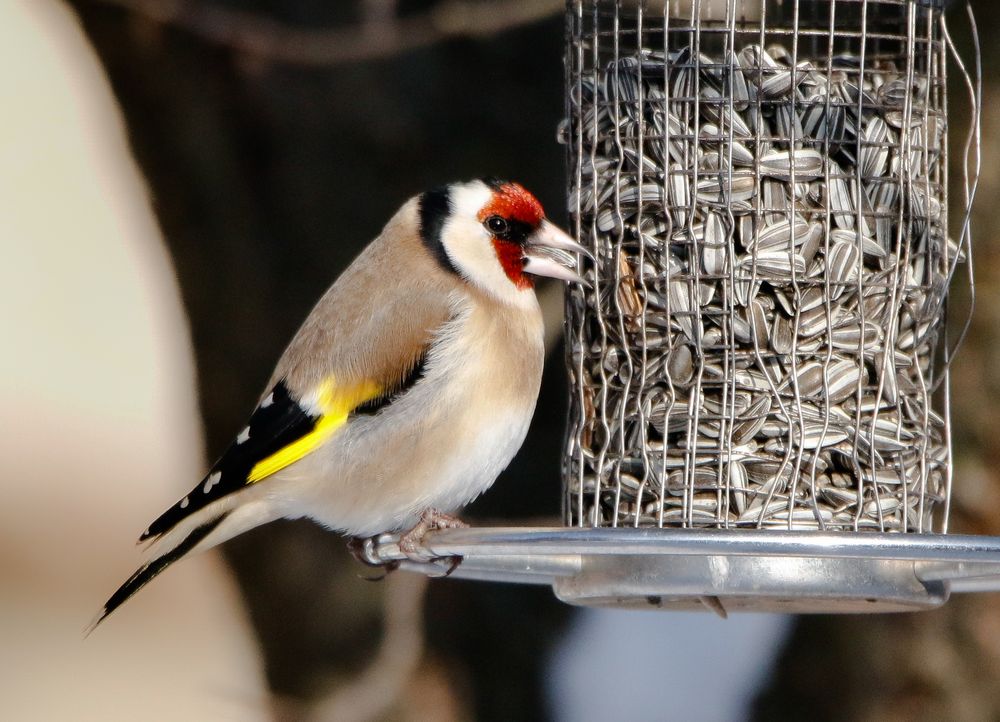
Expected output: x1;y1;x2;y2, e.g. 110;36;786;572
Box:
418;178;591;305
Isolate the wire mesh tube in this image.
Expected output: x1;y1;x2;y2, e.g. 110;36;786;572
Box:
562;0;979;533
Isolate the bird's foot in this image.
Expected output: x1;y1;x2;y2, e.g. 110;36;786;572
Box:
398;508;468;572
346;536;400;581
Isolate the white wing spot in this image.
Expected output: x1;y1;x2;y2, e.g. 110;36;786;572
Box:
180;496;190;509
236;426;251;444
260;393;274;409
203;471;222;494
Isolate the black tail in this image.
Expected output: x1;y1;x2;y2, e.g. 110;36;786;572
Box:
87;512;230;634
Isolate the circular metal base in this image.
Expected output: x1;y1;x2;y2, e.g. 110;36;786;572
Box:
366;527;1000;614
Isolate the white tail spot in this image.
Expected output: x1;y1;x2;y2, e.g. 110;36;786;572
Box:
236;426;250;444
203;471;222;494
260;393;274;408
180;496;190;509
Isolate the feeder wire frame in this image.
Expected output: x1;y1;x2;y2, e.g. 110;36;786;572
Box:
561;0;979;535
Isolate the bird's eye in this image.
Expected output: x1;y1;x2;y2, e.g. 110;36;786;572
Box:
485;216;509;235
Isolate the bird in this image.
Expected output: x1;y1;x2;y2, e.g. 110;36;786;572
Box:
91;177;590;630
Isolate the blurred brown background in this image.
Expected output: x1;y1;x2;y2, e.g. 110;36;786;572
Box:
1;0;999;720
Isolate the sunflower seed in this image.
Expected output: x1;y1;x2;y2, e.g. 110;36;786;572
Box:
826;358;865;403
860;116;892;177
741;250;806;279
830;320;882;349
666;343;694;386
751;217;811;252
696;171;756;203
828;174;855;229
771;314;795;354
760;149;824;182
701;211;729;275
827;238;862;292
728;460;750;514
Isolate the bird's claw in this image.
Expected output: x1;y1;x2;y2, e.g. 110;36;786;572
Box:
427;555;464;578
346;536;400;580
398;508;468;566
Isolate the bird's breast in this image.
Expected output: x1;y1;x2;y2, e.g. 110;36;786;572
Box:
293;297;546;536
442;298;545;407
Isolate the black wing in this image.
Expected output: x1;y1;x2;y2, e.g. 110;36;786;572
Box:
140;380;319;541
140;355;428;542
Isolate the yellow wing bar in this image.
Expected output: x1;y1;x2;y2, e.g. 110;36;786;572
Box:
247;378;381;483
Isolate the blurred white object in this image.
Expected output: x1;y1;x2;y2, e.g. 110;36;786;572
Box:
548;608;789;722
0;1;268;719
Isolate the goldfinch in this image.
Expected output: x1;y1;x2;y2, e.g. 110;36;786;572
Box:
93;178;588;628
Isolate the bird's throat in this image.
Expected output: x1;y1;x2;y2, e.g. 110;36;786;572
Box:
492;238;533;290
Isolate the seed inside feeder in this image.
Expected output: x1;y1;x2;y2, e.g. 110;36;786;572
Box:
566;40;955;533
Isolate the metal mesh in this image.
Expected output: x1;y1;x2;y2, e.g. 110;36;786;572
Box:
563;0;977;533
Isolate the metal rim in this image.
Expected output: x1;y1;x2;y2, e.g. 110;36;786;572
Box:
365;528;1000;613
372;527;1000;563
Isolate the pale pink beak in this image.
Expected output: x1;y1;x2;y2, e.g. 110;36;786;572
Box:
523;221;592;286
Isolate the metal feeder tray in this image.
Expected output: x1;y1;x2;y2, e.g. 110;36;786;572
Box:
363;527;1000;614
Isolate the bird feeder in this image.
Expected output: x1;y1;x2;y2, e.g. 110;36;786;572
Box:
363;0;1000;614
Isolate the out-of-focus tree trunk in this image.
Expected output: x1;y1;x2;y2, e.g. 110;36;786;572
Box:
755;3;1000;719
65;1;571;718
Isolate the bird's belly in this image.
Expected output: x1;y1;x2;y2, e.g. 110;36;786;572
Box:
286;385;536;537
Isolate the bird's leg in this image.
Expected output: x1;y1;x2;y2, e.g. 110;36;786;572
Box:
346;536;399;581
398;508;468;575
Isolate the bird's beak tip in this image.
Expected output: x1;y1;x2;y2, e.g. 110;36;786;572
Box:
522;255;590;286
522;222;593;285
